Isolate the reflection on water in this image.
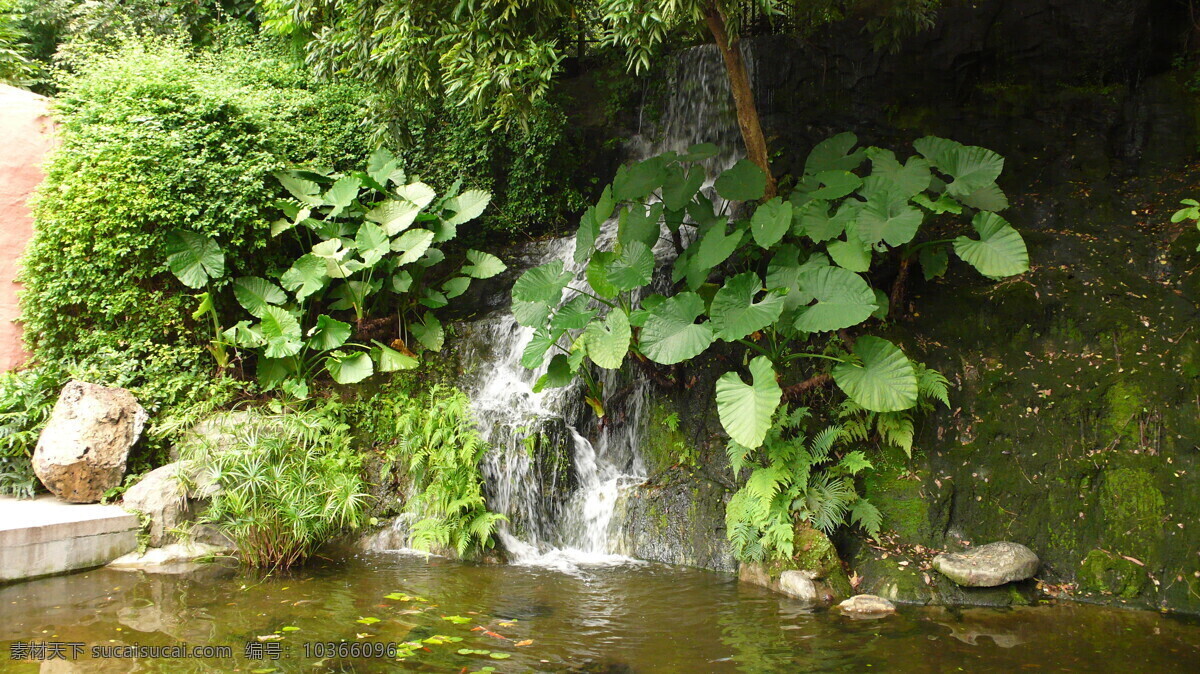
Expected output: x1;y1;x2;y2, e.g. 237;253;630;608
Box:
1;554;1199;672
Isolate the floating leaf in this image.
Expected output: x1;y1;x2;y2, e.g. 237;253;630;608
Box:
355;617;381;625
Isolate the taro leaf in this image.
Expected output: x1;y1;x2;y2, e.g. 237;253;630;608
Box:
233;277;286;317
417;247;445;267
715;356;782;449
640;292;714;365
281;254;328;301
804;132;865;175
613;156;667;201
355;222;390;266
953;211;1029;279
366;148;399;185
687;192;723;229
766;246;830;309
714;160;767;202
549;295;598;332
795;200;861;243
419;287;448;309
827;236;872;272
410;312;445;351
808;170;863;200
856;197;923;247
662;165;706;211
919;245;949;280
522;327;562;369
271;206;311;237
462;250;505;279
366;199;422;236
222;320;265;348
444;189;491;226
533;353;575;392
513;260;572;306
326;351;374;384
258;357;296;390
958;183;1009;212
912;193;963;215
607;240;655;292
831;336;917;412
710;272;786;341
864;148;931;199
750;197;792;249
307;314;351;351
329;280;380;311
582;309;631;369
680;142;719;161
575;205;602;264
275;171;322;206
913;136;1004;198
192;292;213;321
618;202;664;250
587;251;620;299
392;229;435;265
871;288;890;320
595;184;616;222
372;340;419;371
513;300;552;328
166;230;225;289
395;182;437;210
392;270;413;293
324;176;362;218
794;266;877;333
694;220;744;270
442;276;470;299
260;306;303;358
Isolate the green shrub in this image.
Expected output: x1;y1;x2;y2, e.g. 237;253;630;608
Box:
190;404;369;568
18;38;369;407
0;367;59;497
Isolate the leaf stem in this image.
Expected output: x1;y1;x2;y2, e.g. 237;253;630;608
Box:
782;352;845;364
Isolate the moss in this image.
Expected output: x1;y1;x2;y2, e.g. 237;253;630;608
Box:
1104;377;1146;442
1097;467;1165;567
1078;549;1147;598
862;463;932;544
641;400;695;475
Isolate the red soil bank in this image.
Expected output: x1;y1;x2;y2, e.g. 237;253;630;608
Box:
0;85;55;372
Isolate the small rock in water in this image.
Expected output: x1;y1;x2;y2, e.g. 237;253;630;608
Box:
836;594;896;617
933;541;1039;587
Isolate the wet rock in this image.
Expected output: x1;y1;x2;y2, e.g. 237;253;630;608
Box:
609;477;736;573
933;542;1039;587
108;541;231;571
837;594;896;617
33;381;148;503
738;525;849;603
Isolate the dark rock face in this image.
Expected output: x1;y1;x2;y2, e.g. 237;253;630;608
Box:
33;381;148;503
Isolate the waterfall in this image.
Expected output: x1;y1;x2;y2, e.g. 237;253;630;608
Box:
457;44;747;572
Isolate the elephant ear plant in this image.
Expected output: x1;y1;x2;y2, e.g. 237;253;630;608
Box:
167;148;507;398
512;134;1029;555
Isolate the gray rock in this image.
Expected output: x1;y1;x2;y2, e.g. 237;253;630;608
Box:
837;594;896;617
933;542;1039;587
33;381;148;503
108;541;231;570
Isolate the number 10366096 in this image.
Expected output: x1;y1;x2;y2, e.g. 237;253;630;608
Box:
303;641;400;658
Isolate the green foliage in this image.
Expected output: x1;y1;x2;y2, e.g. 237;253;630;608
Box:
724;406;877;563
388;386;505;557
191;403;369;569
173;149;507;397
515;133;1025;445
19;39;369;413
0;0;37;86
0;367;59;497
1171;198;1200;250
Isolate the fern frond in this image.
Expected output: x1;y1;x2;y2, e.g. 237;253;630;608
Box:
877;411;914;456
807;424;844;464
916;363;951;409
849;498;883;539
836;450;873;476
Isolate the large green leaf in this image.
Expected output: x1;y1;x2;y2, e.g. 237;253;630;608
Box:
827;237;872;272
233;277;286;317
549;295;598;332
640;292;714;365
442;276;470;299
807;170;863;200
326;351;374;384
533;353;575;392
864;148;931;199
919;245;949;280
165;231;225;289
714;160;767;202
372;340;419;372
259;306;303;359
766;247;829;309
586;251;621;299
395;182;437;210
795;200;861;242
461;250;505;279
324;175;362;217
521;326;562;369
513;260;572;306
617;202;663;250
613;156;667;201
281;254;328;301
709;272;786;341
831;336;918;413
275;171;322;206
958;183;1010;212
856;198;924;247
662;164;705;211
355;222;390;266
410;312;445;351
793;266;877;333
392;229;435;265
715;356;782;449
443;189;491;226
750;197;792;249
607;240;655;291
953;212;1029;279
307;314;351;351
365;199;422;236
693;220;744;270
804;132;865;175
913;136;1004;198
582;309;631;369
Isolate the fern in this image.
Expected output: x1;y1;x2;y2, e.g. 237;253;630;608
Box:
835;450;873;476
849;498;884;539
916;363;951;410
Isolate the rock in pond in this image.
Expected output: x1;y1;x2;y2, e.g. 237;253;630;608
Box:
837;594;896;617
933;541;1039;587
33;381;148;503
121;460;221;547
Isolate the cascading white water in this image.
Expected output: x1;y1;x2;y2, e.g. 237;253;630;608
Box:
460;43;749;572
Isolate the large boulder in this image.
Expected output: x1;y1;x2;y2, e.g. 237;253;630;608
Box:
121;460;219;546
33;381;148;503
933;542;1040;587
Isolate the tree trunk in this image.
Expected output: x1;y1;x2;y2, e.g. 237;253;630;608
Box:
704;4;777;199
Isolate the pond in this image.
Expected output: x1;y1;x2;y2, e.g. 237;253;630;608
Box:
2;554;1199;672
